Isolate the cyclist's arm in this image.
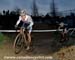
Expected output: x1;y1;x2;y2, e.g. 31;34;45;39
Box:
28;16;34;27
58;25;61;31
16;16;21;26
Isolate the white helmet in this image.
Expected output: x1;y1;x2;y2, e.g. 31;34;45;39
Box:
20;10;26;16
59;22;65;27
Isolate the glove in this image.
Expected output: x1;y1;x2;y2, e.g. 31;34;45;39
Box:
15;25;18;28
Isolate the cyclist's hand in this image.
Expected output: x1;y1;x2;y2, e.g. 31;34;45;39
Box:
15;25;18;28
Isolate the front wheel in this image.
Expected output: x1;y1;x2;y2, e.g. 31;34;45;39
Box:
13;33;24;54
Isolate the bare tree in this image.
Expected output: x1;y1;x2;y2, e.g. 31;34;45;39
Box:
31;0;39;16
50;0;58;17
14;7;21;15
3;10;6;15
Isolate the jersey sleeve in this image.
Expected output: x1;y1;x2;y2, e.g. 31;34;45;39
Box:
16;16;21;25
28;16;34;27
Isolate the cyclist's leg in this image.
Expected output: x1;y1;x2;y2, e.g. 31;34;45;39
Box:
63;28;69;41
64;33;69;41
59;32;65;43
26;32;31;44
60;32;64;41
26;27;32;50
60;32;68;42
21;23;28;47
26;32;31;50
28;27;32;43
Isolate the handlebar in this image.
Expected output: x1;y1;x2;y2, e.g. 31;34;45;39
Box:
15;26;26;32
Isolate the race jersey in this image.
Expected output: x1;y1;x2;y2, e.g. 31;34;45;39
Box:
16;15;34;27
60;25;69;33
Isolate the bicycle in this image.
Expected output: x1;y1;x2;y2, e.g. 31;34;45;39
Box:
13;27;28;54
54;29;69;43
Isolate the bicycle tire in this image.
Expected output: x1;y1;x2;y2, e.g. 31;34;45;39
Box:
13;33;24;54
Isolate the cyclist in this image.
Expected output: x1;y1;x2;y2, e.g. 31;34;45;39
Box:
15;10;34;50
58;22;69;42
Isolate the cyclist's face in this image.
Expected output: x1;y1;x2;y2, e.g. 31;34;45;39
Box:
21;15;26;20
60;25;63;27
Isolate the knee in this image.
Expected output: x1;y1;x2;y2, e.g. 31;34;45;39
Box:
27;32;31;37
